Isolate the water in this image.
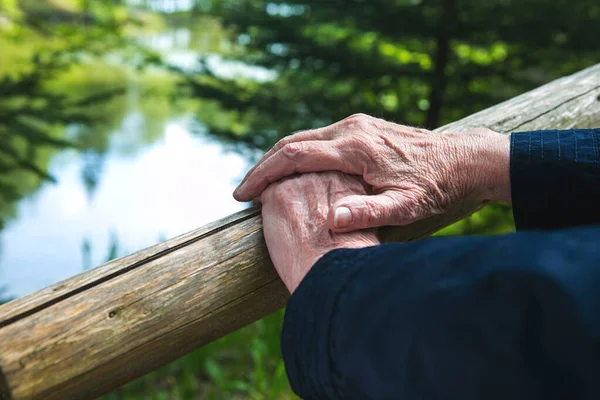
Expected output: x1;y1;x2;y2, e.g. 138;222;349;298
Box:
0;119;250;298
126;0;196;13
0;22;260;299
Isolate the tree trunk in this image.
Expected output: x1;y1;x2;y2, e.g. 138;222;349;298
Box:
425;0;457;129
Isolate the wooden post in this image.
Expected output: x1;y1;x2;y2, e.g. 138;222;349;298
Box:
1;64;599;400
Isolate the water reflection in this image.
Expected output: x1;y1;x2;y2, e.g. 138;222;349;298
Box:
140;23;277;80
0;119;250;298
143;28;193;51
0;3;276;299
127;0;196;13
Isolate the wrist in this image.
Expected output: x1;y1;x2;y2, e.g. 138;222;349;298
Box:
287;233;380;293
463;128;511;203
331;232;381;252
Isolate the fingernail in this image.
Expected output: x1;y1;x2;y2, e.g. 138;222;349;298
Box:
334;207;352;228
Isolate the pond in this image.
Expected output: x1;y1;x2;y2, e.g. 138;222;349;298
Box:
0;16;259;299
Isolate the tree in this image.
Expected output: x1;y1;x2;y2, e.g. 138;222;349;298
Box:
182;0;598;153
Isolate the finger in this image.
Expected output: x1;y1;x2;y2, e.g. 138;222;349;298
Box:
235;115;377;195
234;140;362;201
235;127;334;195
328;192;424;232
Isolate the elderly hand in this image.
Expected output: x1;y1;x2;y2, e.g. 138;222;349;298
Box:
235;114;510;232
260;171;380;293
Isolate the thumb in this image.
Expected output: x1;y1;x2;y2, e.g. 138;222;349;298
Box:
329;192;417;232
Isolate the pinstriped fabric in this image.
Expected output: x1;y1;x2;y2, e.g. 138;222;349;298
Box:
511;128;600;230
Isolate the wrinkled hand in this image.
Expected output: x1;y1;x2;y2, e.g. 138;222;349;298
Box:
261;171;380;293
236;114;510;232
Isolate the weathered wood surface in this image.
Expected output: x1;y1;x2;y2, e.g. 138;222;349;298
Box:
0;209;289;400
0;63;599;400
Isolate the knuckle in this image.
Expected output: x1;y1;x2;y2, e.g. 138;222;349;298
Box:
363;200;385;224
348;113;370;121
396;194;423;224
341;113;371;128
292;129;310;137
287;130;305;142
274;136;291;151
282;142;304;159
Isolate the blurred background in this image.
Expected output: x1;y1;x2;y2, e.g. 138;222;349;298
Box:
0;0;598;398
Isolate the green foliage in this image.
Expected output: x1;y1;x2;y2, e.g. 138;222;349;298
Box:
181;0;599;152
103;309;294;400
437;202;515;237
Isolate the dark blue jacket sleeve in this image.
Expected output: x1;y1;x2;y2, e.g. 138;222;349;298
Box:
511;129;600;230
282;227;600;399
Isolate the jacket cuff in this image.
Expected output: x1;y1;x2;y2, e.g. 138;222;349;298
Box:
510;129;600;231
281;247;377;399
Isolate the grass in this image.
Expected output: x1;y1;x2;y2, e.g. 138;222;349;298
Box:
103;309;297;400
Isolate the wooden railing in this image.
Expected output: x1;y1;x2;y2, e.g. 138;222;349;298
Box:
1;63;599;400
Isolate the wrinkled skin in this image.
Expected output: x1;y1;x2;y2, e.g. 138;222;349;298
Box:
236;114;511;232
261;172;380;293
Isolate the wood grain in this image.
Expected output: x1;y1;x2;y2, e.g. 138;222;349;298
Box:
0;63;599;400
